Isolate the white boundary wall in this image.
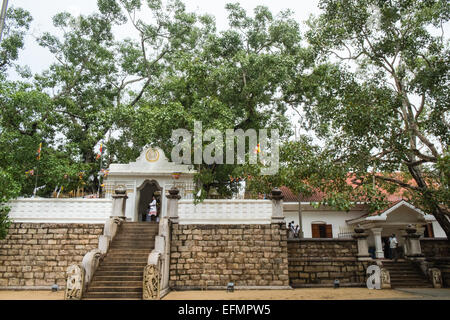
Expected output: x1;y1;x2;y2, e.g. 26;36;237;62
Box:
178;199;273;224
7;198;112;224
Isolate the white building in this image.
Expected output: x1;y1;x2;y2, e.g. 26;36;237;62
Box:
104;147;196;222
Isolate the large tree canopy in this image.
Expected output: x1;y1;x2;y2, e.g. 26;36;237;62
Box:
278;0;450;238
0;0;449;240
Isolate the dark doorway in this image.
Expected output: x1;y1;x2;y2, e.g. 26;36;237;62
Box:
137;180;162;222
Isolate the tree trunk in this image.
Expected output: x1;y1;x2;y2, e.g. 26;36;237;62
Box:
408;166;450;240
431;205;450;240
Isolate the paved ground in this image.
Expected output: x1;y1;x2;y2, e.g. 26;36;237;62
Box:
162;288;448;300
393;288;450;300
2;287;449;300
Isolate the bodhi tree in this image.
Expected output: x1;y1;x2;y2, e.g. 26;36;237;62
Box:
0;6;34;238
33;0;211;193
122;3;303;198
282;0;450;238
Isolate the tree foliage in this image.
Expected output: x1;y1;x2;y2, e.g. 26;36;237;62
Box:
280;0;450;237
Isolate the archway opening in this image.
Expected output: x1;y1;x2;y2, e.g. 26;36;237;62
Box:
137;180;162;222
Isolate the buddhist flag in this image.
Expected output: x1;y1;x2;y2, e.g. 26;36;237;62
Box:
253;144;261;154
96;143;103;160
36;143;42;160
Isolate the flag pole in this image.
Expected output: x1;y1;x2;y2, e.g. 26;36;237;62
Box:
0;0;8;43
33;143;42;198
97;143;102;198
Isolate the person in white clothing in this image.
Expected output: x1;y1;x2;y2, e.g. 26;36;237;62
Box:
147;196;157;222
389;234;399;261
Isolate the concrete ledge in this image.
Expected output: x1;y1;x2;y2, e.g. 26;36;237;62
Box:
288;257;359;262
0;286;63;290
290;283;365;288
160;287;170;299
171;286;293;291
288;238;356;242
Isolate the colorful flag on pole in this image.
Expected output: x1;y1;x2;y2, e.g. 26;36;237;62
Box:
36;143;42;160
253;144;261;154
96;143;103;160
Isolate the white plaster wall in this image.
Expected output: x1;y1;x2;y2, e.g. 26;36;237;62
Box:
284;205;366;238
178;199;273;224
432;220;447;238
8;198;112;223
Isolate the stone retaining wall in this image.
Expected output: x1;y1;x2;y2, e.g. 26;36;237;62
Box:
288;239;369;287
0;223;103;288
420;238;450;258
169;223;289;289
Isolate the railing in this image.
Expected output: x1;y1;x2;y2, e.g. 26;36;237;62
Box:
7;198;112;223
178;199;273;224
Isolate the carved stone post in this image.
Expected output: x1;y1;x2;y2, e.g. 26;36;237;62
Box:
270;187;284;224
352;225;372;261
64;265;85;300
111;186;128;220
404;224;424;260
380;268;391;289
429;268;443;288
166;187;181;223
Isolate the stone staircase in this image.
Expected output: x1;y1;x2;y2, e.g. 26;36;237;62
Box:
83;222;159;300
382;260;433;288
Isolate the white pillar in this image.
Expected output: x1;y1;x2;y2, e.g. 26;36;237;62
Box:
166;187;180;223
371;228;384;259
270;187;284;224
111;186;128;220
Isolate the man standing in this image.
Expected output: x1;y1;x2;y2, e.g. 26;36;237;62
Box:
389;234;399;262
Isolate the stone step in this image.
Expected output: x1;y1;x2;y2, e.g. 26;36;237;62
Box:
100;262;147;266
388;270;422;275
391;284;433;288
119;227;159;230
106;252;150;257
87;286;142;293
103;257;148;263
109;246;154;250
107;249;151;253
97;264;146;272
113;237;157;241
83;292;142;299
90;281;142;287
103;258;147;266
93;270;143;276
94;276;143;282
390;275;427;280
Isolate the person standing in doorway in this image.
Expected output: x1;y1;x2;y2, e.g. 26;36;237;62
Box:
147;196;157;222
389;234;399;262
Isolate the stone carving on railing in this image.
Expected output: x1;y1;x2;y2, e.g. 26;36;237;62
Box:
380;268;391;289
82;249;103;287
143;252;161;300
64;189;126;300
64;264;85;300
428;268;443;288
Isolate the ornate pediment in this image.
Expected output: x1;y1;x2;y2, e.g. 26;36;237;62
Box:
108;146;195;176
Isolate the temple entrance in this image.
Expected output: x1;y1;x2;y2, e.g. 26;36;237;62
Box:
136;180;162;222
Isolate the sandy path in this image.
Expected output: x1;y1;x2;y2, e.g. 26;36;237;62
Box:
0;290;64;300
0;288;421;300
162;288;420;300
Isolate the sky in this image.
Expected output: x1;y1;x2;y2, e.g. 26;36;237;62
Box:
9;0;321;77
